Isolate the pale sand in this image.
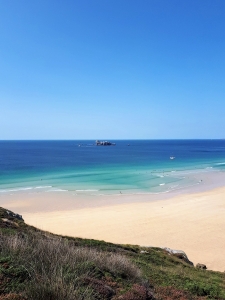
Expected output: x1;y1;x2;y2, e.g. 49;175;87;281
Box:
1;186;225;272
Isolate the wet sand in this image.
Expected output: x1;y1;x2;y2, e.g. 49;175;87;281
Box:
1;178;225;272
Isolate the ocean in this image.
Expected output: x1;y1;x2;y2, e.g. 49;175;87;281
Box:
0;140;225;195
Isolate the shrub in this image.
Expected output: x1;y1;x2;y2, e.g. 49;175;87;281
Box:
185;281;221;297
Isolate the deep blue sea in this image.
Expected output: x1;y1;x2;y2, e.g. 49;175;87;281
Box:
0;140;225;195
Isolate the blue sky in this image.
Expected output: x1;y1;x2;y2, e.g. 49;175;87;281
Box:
0;0;225;139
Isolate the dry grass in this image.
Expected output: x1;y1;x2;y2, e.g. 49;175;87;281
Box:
0;231;143;299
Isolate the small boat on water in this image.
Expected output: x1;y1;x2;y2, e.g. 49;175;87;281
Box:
170;156;175;160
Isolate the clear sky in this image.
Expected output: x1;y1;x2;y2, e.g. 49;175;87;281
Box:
0;0;224;139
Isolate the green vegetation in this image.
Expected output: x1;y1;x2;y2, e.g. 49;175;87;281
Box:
1;207;225;300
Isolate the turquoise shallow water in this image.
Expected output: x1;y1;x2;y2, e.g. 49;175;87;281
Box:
0;140;225;195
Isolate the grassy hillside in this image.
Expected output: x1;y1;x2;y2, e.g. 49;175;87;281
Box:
0;207;225;300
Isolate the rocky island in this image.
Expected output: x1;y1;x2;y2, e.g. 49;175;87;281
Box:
96;140;116;146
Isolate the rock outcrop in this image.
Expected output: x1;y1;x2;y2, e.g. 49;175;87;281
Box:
162;247;194;266
0;207;24;229
5;209;23;221
196;263;207;270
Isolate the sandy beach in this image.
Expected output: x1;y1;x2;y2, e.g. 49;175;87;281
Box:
1;179;225;272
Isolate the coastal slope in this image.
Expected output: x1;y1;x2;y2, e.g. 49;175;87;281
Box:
1;207;225;300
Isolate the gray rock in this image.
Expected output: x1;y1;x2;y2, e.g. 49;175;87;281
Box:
196;263;207;270
162;247;194;266
6;210;23;221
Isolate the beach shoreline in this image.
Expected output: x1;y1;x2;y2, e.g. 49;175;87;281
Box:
1;171;225;272
1;168;225;211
